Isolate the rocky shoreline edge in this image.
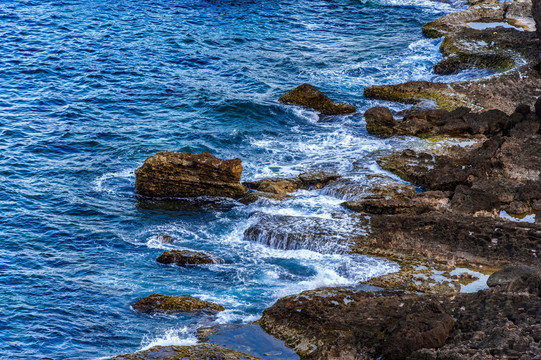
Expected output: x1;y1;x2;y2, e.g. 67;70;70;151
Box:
111;1;541;359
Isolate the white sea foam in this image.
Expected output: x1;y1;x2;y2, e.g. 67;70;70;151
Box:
93;168;134;194
140;327;198;351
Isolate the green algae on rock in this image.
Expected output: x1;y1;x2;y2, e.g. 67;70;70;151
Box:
109;343;261;360
156;249;222;267
135;151;246;199
133;294;225;314
279;83;356;115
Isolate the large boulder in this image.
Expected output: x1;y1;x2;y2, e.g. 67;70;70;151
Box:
109;344;261;360
135;151;246;198
279;84;356;115
133;293;224;314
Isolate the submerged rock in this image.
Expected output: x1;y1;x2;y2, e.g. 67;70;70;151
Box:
279;84;356;115
243;214;362;253
109;343;261;360
135;151;245;198
133;293;224;314
156;249;221;266
156;234;174;244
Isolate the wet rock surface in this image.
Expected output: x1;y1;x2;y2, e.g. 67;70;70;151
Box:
133;293;225;314
135;151;245;198
156;250;222;266
260;267;541;359
242;171;340;200
109;343;261;360
279;84;356;115
243;214;362;253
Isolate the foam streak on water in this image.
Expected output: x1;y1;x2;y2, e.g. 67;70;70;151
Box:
0;0;468;358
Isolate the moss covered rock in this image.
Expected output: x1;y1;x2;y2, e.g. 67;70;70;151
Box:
133;294;225;314
109;343;261;360
279;83;356;115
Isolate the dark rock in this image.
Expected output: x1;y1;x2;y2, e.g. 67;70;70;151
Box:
279;84;356;115
343;191;448;215
109;344;261;360
533;0;541;40
450;185;500;214
487;266;541;293
515;104;531;115
382;301;455;360
133;293;225;314
135;151;245;199
535;96;541;117
156;249;221;266
364;106;397;138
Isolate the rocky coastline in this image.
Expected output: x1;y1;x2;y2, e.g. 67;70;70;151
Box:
112;0;541;359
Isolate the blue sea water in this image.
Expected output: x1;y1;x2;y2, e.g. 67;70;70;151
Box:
0;0;482;358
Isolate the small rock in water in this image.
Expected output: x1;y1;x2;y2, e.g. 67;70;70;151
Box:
156;234;174;244
364;106;397;138
279;83;356;115
156;249;222;266
132;293;225;314
135;151;245;198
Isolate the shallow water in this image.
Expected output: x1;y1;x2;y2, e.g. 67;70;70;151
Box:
1;0;480;359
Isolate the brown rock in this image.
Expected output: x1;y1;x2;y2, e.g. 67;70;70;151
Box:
243;178;301;197
279;84;356;115
156;249;221;266
364;106;397;138
133;293;225;314
135;151;246;198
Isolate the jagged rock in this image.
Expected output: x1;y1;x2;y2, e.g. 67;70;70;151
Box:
364;106;397;138
135;151;246;198
156;250;221;266
260;280;541;360
133;294;224;314
242;171;341;201
109;343;261;360
279;84;356;115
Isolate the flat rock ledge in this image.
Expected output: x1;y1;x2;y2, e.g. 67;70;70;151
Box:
133;294;225;314
109;343;261;360
260;267;541;360
156;250;222;267
135;151;246;199
279;83;356;115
